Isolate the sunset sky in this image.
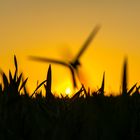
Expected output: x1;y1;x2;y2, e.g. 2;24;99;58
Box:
0;0;140;95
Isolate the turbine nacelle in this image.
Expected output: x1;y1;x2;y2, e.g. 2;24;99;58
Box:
70;60;81;70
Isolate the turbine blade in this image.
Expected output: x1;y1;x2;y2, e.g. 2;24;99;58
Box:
69;66;77;88
73;24;101;61
28;56;68;66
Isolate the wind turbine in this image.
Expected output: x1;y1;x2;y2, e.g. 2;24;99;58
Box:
28;25;101;88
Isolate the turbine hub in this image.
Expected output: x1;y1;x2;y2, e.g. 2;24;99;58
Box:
70;60;81;69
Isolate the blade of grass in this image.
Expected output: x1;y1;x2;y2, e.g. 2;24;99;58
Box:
14;55;18;81
100;72;105;94
46;65;52;92
71;86;83;101
30;79;47;98
127;83;137;95
122;58;127;95
9;70;13;83
45;65;55;100
133;86;140;96
22;75;29;96
82;84;88;97
14;55;18;71
0;84;2;93
16;73;23;89
98;72;105;95
2;72;9;89
19;78;28;92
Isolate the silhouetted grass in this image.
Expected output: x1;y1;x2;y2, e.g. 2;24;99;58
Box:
0;56;139;140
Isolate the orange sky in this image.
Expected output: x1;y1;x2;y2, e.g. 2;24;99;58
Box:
0;0;140;96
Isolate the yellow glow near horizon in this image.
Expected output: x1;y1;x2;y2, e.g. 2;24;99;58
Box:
0;0;140;96
65;87;71;96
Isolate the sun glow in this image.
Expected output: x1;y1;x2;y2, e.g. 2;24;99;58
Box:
65;87;71;95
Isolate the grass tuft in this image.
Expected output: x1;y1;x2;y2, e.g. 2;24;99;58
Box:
0;55;139;140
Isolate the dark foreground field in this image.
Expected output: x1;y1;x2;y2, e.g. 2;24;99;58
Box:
0;56;140;140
